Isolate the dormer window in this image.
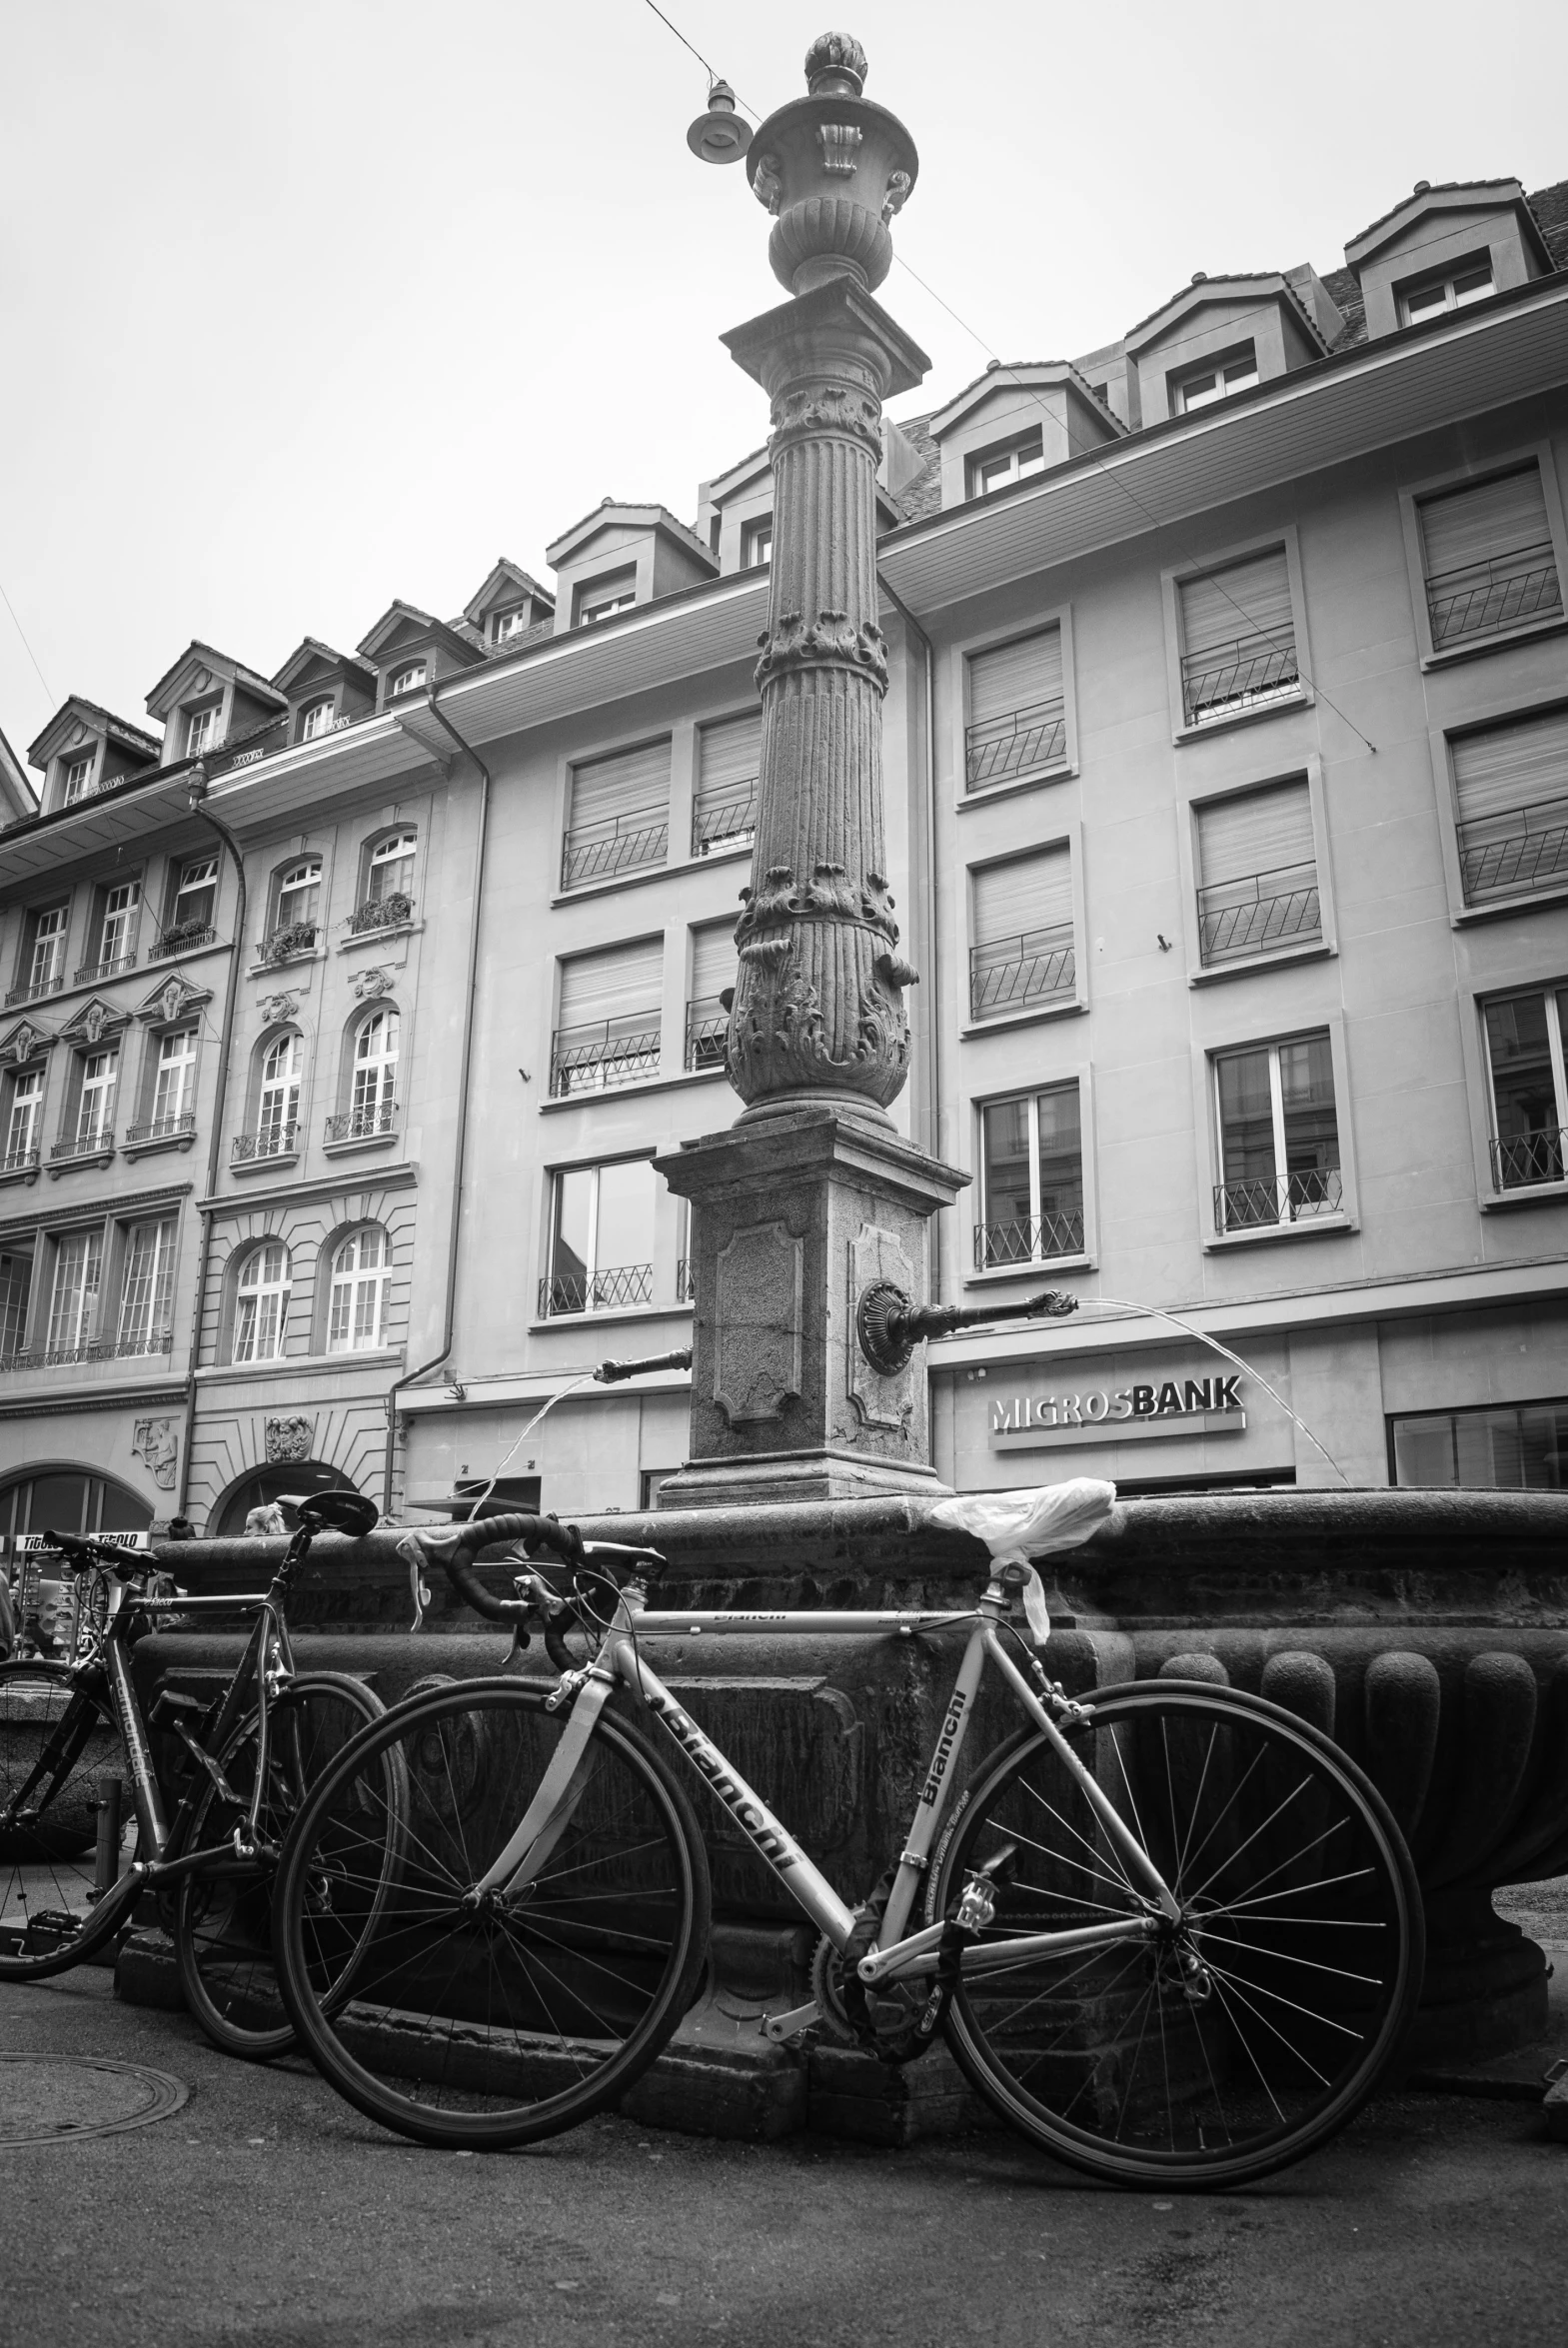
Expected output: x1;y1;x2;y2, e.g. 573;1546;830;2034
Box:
968;431;1045;500
743;518;774;570
576;569;638;628
491;605;531;644
1399;256;1495;326
63;755;96;806
299;697;335;742
388;662;427;699
1174;345;1259;416
185;704;221;759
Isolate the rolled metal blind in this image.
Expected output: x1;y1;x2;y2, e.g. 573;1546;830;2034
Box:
1197;781;1314;885
967;626;1063;725
558;937;663;1028
1452;708;1568;823
972;846;1072;944
569;738;671;832
690;923;737;1001
1179;548;1293;660
1419;466;1550;579
698;711;762;793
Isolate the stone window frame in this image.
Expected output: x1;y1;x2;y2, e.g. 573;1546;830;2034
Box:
314;1214;396;1355
221;1232;294;1366
1397;439;1568;673
1426;677;1568;929
1457;953;1568;1212
1188;1005;1359;1251
1160;520;1315;748
1173;756;1337;988
963;1058;1098;1288
950;603;1079;810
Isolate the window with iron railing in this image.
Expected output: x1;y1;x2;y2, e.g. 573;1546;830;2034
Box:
685;997;730;1074
1194;781;1321;966
975;1083;1085;1269
1177;549;1300;729
969;846;1075;1023
541;1158;656;1317
1213;1032;1341;1232
1482;987;1568;1191
48;1228;102;1353
1418;465;1563;654
551;1014;662;1098
553;938;663;1097
693;710;761;855
2;1070;43;1174
1449;708;1568;910
563;738;671;889
965;625;1066;791
9;906;69;1007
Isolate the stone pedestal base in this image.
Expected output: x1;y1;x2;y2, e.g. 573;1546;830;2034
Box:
654;1108;966;1508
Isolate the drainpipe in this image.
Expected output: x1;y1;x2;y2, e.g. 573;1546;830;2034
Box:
381;687;492;1514
875;570;943;1295
175;766;246;1518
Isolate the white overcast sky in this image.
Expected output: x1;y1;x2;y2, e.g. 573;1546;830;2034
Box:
2;0;1565;764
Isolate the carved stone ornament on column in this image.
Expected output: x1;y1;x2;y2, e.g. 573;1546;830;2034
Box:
131;1417;180;1490
713;1222;803;1426
264;1414;314;1464
158;979;187;1026
845;1223;916;1435
257;991;300;1026
352;968;395;1002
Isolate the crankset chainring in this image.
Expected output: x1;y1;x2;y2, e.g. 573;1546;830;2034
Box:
812;1874;951;2066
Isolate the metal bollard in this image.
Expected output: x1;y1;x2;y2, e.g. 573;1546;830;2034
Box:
90;1775;123;1903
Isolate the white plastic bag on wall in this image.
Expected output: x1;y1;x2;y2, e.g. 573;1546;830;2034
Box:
929;1478;1116;1566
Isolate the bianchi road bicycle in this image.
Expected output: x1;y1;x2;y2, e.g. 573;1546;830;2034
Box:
272;1493;1424;2189
0;1489;399;2060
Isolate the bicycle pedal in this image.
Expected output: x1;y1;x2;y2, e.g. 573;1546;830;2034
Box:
148;1687;206;1730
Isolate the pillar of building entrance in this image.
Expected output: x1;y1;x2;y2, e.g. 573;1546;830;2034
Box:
656;33;967;1507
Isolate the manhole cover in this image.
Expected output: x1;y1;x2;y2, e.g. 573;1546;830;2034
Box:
0;2054;188;2147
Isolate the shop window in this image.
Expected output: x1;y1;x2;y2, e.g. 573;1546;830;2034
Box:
1391;1399;1566;1488
969;848;1074;1020
975;1083;1084;1268
563;738;671;888
553;938;662;1096
1176;547;1300;729
1481;987;1568;1189
233;1241;291;1364
542;1158;656;1316
1213;1031;1341;1231
0;1467;152;1541
965;626;1066;791
1194;780;1319;965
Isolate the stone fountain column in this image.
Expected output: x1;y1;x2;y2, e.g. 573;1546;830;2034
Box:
656;34;967;1508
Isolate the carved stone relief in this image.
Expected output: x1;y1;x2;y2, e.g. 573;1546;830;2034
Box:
131;1417;180;1490
257;991;300;1026
846;1225;917;1436
264;1414;314;1464
351;967;396;1002
713;1223;803;1426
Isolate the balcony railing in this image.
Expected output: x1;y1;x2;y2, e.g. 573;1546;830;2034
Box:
0;1330;174;1373
126;1112;196;1147
973;1209;1086;1269
561;805;668;890
5;972;65;1009
1180;629;1300;728
537;1262;655;1317
149;923;218;962
676;1256;696;1302
1;1144;39;1176
1458;794;1568;905
1490;1126;1566;1190
347;893;415;936
325;1103;399;1144
965;696;1068;790
74;952;137;987
1197;862;1321;964
232;1124;300;1163
969;925;1075;1021
258;922;319;968
685;996;729;1073
1427;545;1563;651
51;1129;114;1164
550;1017;661;1099
692;782;758;858
1214;1166;1342;1231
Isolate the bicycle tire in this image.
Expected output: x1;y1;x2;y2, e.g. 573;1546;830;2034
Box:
0;1658;143;1981
173;1671;391;2061
275;1677;711;2149
925;1678;1423;2190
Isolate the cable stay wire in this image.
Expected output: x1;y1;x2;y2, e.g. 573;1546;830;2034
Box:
0;574;56;717
637;0;1378;755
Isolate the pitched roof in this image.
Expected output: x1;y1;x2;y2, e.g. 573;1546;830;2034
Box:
144;640;284;716
461;558;556;629
355;601;485;666
545;499;719;571
0;724;37;822
25;695;162;769
271;636;378;695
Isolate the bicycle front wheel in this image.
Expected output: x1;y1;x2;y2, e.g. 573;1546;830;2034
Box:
926;1680;1423;2190
174;1671;391;2061
275;1677;711;2149
0;1659;141;1980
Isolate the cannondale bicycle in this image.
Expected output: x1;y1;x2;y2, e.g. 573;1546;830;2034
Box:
273;1488;1423;2187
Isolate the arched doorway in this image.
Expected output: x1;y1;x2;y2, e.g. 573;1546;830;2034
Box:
0;1465;153;1543
212;1459;363;1537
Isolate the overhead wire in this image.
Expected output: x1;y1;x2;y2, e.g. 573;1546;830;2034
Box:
635;0;1378;754
0;575;56;714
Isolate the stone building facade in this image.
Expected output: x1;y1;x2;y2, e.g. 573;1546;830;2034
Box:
3;172;1566;1538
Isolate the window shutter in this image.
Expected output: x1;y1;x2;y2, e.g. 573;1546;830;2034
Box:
972;847;1072;946
690;924;737;1002
698;711;762;794
1197;781;1315;886
569;739;672;832
1452;709;1568;824
1419;466;1551;581
967;627;1063;726
558;938;663;1030
1179;548;1293;660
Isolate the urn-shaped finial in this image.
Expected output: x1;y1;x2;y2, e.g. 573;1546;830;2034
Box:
747;28;916;296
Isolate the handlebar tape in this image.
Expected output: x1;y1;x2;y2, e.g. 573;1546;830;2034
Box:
438;1512;580;1625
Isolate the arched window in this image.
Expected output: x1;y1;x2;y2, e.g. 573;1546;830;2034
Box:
234;1241;290;1363
275;858;322;934
367;830;417;904
328;1226;390;1352
349;1008;399;1139
257;1033;303;1156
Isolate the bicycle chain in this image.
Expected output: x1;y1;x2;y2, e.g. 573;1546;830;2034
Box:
811;1868;953;2068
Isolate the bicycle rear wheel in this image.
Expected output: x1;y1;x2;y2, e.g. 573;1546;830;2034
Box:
0;1659;141;1980
926;1680;1423;2189
275;1677;711;2149
173;1671;392;2061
